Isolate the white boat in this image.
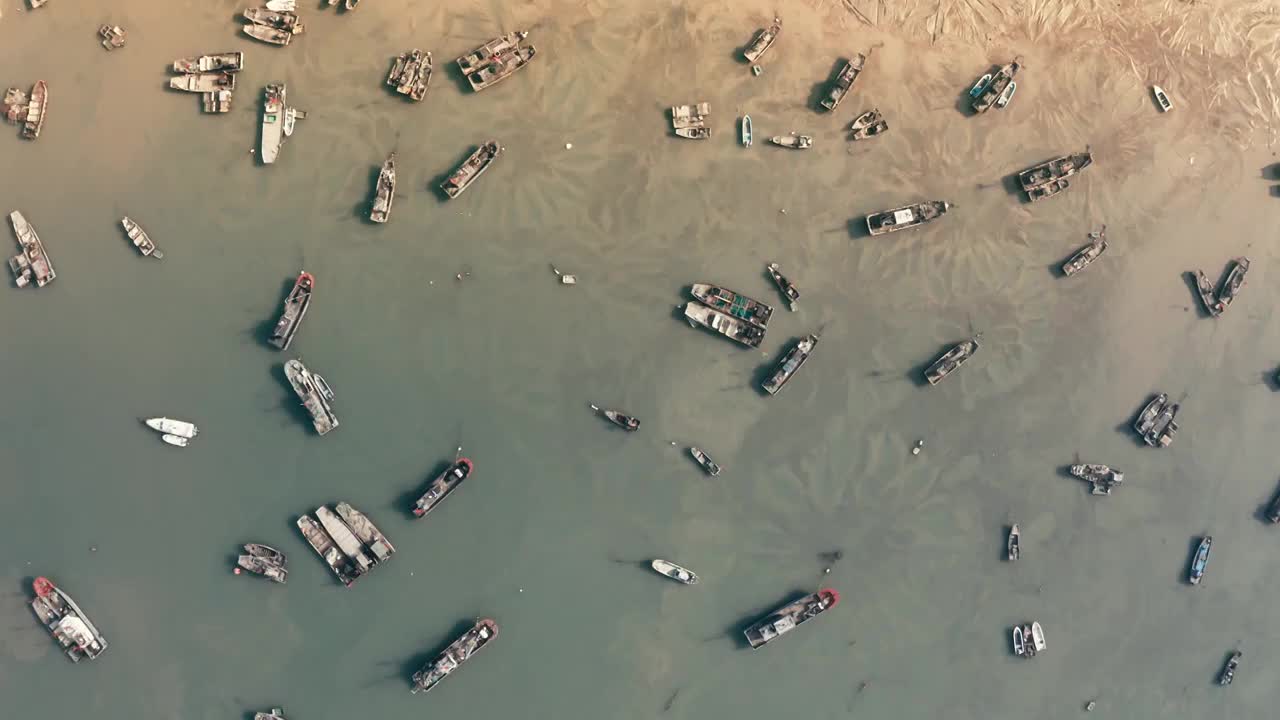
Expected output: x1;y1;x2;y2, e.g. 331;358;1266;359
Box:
1152;85;1172;112
144;417;198;438
1012;625;1026;656
261;84;285;163
741;115;752;147
996;81;1016;109
265;0;296;10
121;217;162;259
161;434;189;448
651;559;698;585
1030;621;1046;652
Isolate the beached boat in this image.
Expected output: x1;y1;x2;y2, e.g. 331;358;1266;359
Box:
592;404;639;431
971;61;1019;114
651;559;699;585
162;434;189;448
684;303;766;348
742;17;782;64
456;31;528;74
296;514;359;586
121;217;163;259
29;577;108;662
691;283;773;329
173;52;244;74
744;589;839;649
202;90;233;113
412;456;475;518
1193;269;1224;317
284;359;338;435
1217;257;1250;309
762;334;818;395
369;153;396;223
441;141;502;199
670;102;710;130
169;72;236;93
386;50;433;102
996;81;1017;109
1007;524;1020;561
818;54;866;111
268;271;313;351
675;127;711;140
767;263;799;310
1219;651;1241;685
145;417;197;438
1062;228;1107;276
1070;463;1124;495
769;134;813;149
1012;624;1026;656
412;619;499;694
969;73;992;98
1019;151;1093;191
99;25;127;51
244;8;302;31
865;201;950;236
689;447;721;476
741;115;752;147
335;502;395;564
8;210;55;288
1188;536;1212;585
1152;85;1172;112
849;108;887;140
465;46;536;93
254;709;286;720
1030;622;1046;652
243;23;292;46
924;336;980;385
20;81;47;140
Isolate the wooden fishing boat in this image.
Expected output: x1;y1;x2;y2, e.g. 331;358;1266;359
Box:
268;271;313;350
1026;178;1070;202
173;52;244;73
762;334;818;395
1012;624;1026;656
456;31;528;75
243;24;292;46
335;502;395;564
971;61;1019;114
996;81;1017;109
1061;227;1107;276
1018;151;1093;191
766;262;799;310
1193;269;1224;317
670;102;710;130
99;25;127;51
296;514;359;586
769;134;813;149
284;359;339;435
465;46;537;93
675;127;711;140
440;141;502;199
29;577;108;662
243;8;302;31
744;589;839;649
1188;535;1212;585
591;404;639;431
689;447;721;476
969;73;992;98
1219;651;1241;685
1217;257;1250;309
121;216;163;259
690;283;774;329
237;552;287;584
1007;524;1020;561
411;619;499;694
169;72;235;93
1070;463;1124;495
411;456;475;518
741;115;752;147
1140;398;1179;448
20;80;48;140
1152;85;1172;112
742;17;782;64
651;559;699;585
387;50;433;102
849;108;887;140
1133;393;1168;438
818;53;866;111
369;153;396;223
924;336;980;385
684;302;766;348
245;543;286;565
865;201;950;236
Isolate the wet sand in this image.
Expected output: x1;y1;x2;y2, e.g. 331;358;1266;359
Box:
1;1;1280;718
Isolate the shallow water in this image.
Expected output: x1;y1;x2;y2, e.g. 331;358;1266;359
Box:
2;1;1280;718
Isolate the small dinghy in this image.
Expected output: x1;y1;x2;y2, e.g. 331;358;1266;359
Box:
591;404;639;431
689;447;721;476
145;417;198;438
767;262;799;311
1012;625;1026;657
741;115;752;147
996;81;1016;109
1152;85;1172;112
313;374;335;402
769;134;813;149
1006;524;1020;561
969;73;992;98
651;559;699;585
161;434;189;448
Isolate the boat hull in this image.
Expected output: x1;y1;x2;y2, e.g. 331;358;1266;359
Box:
925;338;979;385
865;201;950;236
412;619;499;694
651;559;699;584
412;457;475;517
1188;536;1212;584
441;141;502;199
683;303;765;348
762;334;817;395
268;271;313;350
370;154;396;223
744;589;839;649
742;18;782;63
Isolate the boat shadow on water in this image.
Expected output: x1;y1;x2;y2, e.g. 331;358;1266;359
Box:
440;60;475;95
845;217;872;239
353;162;386;224
999;171;1030;202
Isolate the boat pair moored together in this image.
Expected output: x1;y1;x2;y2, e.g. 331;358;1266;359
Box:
242;8;306;47
1192;257;1250;318
683;282;773;348
3;81;49;140
260;84;306;164
1018;149;1093;202
969;61;1019;114
1133;392;1180;448
456;31;536;93
671;102;711;139
143;417;198;448
170;52;244;113
387;50;433;102
236;543;288;584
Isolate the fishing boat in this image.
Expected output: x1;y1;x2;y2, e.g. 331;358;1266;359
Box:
145;417;198;438
21;81;47;140
971;61;1019;114
762;334;818;395
245;543;286;565
261;84;286;162
1030;621;1046;652
29;577;108;662
684;303;766;348
1026;178;1071;202
1152;85;1172;112
741;115;752;147
744;589;839;649
1188;535;1212;585
412;456;475;518
121;217;162;259
849;108;887;140
169;72;236;93
1134;393;1179;448
267;271;313;351
689;447;721;476
690;283;773;329
387;50;433;102
173;52;245;74
1070;463;1124;495
1018;151;1093;191
968;73;992;98
296;514;359;586
1133;393;1168;438
592;404;639;431
1007;525;1020;561
335;502;395;564
203;90;233;113
243;8;302;31
456;31;528;75
411;619;499;694
1219;651;1241;685
99;25;127;51
162;434;189;448
236;553;287;583
466;46;537;92
8;210;55;288
769;134;813;149
742;17;782;64
1193;269;1224;317
441;141;502;199
924;336;980;385
1012;625;1026;656
766;263;799;310
369;153;396;223
651;559;699;585
675;127;711;140
865;201;951;236
670;102;710;130
1217;257;1250;309
996;81;1017;109
1061;228;1107;276
818;53;866;111
254;709;286;720
243;23;293;46
284;359;339;435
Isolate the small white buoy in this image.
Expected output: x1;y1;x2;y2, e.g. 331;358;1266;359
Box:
912;439;923;456
824;567;831;574
780;208;787;214
518;588;524;593
565;143;573;150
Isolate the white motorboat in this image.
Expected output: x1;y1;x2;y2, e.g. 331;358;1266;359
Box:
1030;621;1046;652
144;417;198;438
650;559;699;585
161;434;190;448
